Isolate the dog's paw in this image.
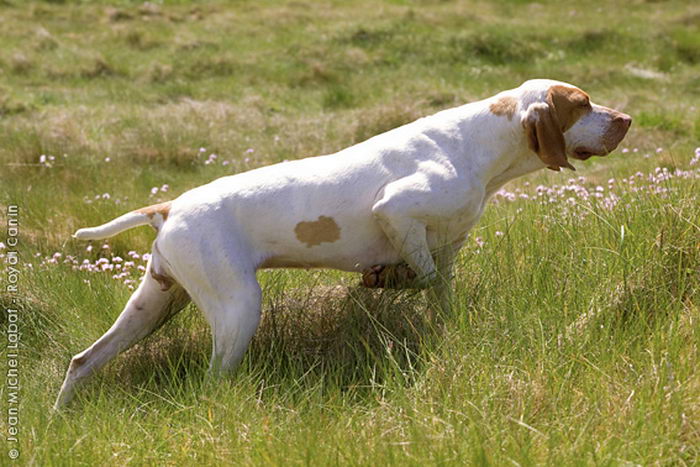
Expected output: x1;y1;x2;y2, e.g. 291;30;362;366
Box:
361;265;386;288
361;263;417;289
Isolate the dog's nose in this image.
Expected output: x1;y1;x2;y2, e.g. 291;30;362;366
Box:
615;113;632;130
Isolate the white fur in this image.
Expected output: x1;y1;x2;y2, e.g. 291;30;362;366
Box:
73;212;151;240
55;79;630;408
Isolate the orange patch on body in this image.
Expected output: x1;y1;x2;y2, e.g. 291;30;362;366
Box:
489;96;518;120
294;215;341;248
137;201;171;221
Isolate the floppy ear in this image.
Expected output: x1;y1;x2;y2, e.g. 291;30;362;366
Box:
523;102;575;172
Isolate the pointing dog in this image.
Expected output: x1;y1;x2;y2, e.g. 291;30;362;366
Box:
55;79;631;408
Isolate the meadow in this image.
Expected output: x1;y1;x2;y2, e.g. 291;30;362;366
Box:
0;0;699;464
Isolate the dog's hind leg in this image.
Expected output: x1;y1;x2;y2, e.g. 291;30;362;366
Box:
156;221;264;378
54;258;189;409
194;274;262;377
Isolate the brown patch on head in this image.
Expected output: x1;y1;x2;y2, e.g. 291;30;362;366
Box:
546;85;591;132
137;201;171;221
294;215;341;248
490;96;518;120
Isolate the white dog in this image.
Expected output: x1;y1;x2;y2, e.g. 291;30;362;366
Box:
55;79;631;408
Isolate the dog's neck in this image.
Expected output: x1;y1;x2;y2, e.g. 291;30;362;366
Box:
483;147;545;197
447;106;546;197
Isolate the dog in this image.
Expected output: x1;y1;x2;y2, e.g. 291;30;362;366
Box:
54;79;631;408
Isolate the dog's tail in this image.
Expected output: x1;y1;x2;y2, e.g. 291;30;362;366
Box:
73;201;172;240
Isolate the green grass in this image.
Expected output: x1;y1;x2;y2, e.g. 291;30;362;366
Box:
0;0;699;464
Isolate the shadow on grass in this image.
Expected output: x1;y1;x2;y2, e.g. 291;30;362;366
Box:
98;283;440;404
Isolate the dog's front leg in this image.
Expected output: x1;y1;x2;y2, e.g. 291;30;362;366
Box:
371;206;437;289
426;240;463;315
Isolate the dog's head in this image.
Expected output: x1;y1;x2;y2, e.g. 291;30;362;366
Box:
520;80;632;171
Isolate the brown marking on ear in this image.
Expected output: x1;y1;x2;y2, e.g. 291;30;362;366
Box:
294;215;341;247
137;201;171;221
546;85;591;132
489;96;518;120
150;268;174;291
524;103;575;172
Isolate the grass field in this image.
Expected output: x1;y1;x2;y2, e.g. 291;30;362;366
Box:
1;0;699;464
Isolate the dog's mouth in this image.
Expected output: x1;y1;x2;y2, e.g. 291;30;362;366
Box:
571;145;616;160
572;147;597;160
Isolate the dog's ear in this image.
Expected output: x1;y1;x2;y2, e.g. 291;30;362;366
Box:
522;85;590;171
547;85;591;132
523;102;575;172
